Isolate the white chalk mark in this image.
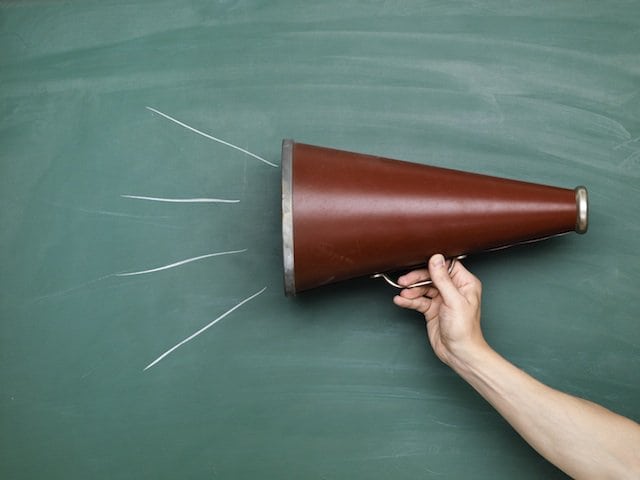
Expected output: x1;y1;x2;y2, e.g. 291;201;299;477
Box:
143;287;268;371
620;149;640;169
145;106;277;168
121;195;239;204
32;274;116;302
116;249;247;277
613;136;640;150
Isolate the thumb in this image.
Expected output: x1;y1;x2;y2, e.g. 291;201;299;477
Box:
428;254;461;304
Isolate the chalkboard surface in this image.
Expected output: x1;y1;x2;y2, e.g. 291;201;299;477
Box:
1;1;639;478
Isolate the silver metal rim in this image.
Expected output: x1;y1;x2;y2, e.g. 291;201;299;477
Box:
575;186;588;234
282;139;296;295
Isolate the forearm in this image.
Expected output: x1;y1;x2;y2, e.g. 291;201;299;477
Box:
450;343;640;480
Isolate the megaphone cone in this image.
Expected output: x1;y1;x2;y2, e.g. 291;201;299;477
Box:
282;140;588;295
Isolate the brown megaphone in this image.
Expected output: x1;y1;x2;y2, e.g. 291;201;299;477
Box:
281;140;588;295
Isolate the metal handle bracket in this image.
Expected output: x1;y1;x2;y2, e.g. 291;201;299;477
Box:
372;255;466;289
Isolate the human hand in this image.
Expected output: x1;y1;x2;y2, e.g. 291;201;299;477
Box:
393;254;487;367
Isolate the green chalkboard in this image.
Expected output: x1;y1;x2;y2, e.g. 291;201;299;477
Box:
1;1;639;478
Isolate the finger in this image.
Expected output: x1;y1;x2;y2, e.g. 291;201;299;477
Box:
393;294;431;314
450;260;482;302
428;254;462;304
449;259;475;285
399;287;426;300
423;286;440;299
396;268;430;287
399;285;439;300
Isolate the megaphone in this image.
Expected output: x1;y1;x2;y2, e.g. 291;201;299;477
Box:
281;139;588;296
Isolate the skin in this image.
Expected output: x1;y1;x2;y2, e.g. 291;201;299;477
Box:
393;254;640;480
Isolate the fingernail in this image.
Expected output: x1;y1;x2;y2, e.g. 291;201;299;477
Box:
432;254;445;267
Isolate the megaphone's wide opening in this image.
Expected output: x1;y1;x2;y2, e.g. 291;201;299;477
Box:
281;139;296;296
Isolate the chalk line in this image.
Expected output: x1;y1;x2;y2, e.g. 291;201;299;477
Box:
121;195;239;203
145;106;277;168
32;274;116;302
143;286;267;371
613;136;640;150
33;250;245;301
116;249;247;277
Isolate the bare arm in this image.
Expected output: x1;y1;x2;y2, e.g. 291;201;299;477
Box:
394;254;640;480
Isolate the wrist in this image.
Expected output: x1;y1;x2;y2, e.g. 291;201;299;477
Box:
446;338;494;376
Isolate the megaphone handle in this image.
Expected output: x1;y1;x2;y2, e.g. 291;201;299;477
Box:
372;255;466;289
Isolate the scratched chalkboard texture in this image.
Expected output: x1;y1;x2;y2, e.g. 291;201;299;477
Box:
1;1;639;479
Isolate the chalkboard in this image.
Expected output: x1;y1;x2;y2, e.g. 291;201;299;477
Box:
1;1;639;479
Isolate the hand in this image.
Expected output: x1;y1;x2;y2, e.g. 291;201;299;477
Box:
395;256;640;480
393;254;487;367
